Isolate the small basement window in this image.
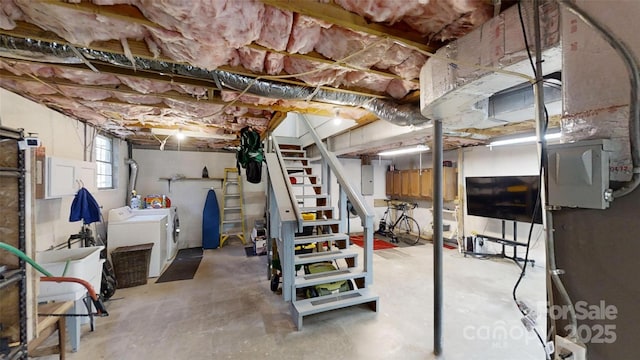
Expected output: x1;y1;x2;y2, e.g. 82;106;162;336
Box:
95;135;113;189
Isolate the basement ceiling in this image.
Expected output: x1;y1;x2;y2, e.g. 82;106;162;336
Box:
0;0;516;153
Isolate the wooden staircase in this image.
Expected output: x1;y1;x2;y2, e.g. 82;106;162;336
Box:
272;136;378;330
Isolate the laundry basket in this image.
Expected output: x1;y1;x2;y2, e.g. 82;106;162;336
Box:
111;243;154;288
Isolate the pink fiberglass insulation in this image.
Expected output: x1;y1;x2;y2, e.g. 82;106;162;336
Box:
14;0;148;46
136;0;264;49
335;0;492;41
287;14;331;54
54;68;121;86
338;71;391;94
113;92;163;105
257;6;293;51
146;26;236;70
238;47;267;74
172;84;208;98
386;79;418;99
163;98;227;118
117;76;173;94
0;0;23;30
58;86;113;101
388;52;427;80
315;27;379;66
283;57;346;86
265;52;285;75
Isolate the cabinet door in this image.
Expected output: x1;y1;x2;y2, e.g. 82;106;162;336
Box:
409;170;420;197
420;168;433;199
47;157;76;198
385;171;394;196
443;167;458;201
393;171;401;196
401;170;410;196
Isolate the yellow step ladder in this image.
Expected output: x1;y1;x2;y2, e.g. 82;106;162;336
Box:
220;168;246;247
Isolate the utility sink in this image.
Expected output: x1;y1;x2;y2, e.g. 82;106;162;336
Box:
36;246;104;301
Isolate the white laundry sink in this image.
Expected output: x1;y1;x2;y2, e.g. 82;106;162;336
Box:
36;246;104;302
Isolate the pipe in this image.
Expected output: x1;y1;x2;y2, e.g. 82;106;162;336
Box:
40;277;109;316
433;119;443;356
557;0;640;198
126;158;138;200
0;241;53;277
0;35;431;128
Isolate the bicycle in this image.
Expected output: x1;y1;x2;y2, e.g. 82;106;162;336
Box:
376;200;421;245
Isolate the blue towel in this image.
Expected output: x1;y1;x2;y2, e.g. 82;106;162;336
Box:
69;187;101;224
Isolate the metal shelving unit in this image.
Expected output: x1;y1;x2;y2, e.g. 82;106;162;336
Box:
0;126;27;359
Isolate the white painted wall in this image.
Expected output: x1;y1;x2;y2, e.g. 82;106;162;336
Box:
0;88;128;251
132;149;266;249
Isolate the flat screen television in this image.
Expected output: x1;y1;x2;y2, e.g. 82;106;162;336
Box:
465;175;542;224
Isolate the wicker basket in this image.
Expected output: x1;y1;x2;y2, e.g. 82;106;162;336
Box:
111;243;154;289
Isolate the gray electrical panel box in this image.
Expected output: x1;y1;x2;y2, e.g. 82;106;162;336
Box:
361;165;373;195
547;139;612;209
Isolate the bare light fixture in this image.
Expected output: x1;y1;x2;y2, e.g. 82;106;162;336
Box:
488;131;561;147
378;144;429;156
151;128;236;140
333;108;343;125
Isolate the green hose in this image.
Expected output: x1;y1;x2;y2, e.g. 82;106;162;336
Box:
0;241;53;277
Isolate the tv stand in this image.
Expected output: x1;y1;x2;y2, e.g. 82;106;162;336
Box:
464;220;535;270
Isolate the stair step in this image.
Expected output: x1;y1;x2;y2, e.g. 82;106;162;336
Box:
295;194;329;199
289;173;318;178
302;218;340;226
299;206;333;212
286;166;313;171
291;288;379;330
282;157;311;161
295;249;357;265
294;233;349;245
295;269;366;288
280;149;305;154
291;183;322;187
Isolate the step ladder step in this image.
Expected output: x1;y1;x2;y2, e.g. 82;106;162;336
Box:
294;233;349;245
291;288;379;330
222;219;243;224
295;269;366;288
295;249;358;266
223;207;242;211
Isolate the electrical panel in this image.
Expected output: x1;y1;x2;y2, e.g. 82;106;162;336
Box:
547;139;612;209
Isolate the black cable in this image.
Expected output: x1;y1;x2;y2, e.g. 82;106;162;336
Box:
514;1;551;358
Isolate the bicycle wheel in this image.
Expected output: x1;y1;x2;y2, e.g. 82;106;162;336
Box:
395;216;421;245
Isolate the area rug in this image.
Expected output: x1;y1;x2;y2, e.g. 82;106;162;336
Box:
350;235;397;250
156;247;203;283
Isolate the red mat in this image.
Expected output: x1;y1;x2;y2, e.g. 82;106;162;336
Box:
350;235;397;250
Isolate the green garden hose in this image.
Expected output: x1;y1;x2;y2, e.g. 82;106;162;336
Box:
0;241;53;277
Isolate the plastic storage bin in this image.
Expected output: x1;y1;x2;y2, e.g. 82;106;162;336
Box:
111;243;154;288
37;246;104;301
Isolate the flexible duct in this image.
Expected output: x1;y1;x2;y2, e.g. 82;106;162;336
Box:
0;36;430;128
126;158;138;198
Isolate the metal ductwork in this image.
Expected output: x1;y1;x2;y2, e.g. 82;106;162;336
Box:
126;158;138;199
0;36;430;128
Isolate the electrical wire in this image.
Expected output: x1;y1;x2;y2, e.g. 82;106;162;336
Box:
513;2;550;358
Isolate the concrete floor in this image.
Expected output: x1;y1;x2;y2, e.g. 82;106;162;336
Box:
46;240;546;360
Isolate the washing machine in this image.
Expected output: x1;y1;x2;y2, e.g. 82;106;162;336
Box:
107;206;168;278
131;207;180;261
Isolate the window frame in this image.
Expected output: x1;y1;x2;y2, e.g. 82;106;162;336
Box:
95;134;114;190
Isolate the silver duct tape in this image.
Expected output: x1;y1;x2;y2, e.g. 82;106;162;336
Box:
1;35;430;127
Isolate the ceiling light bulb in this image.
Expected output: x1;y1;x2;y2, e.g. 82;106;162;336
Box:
333;108;342;125
175;129;185;140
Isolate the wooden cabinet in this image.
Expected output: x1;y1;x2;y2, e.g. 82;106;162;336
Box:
408;170;420;197
385;171;394;196
443;167;457;201
385;167;457;201
392;171;401;196
420;168;433;199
